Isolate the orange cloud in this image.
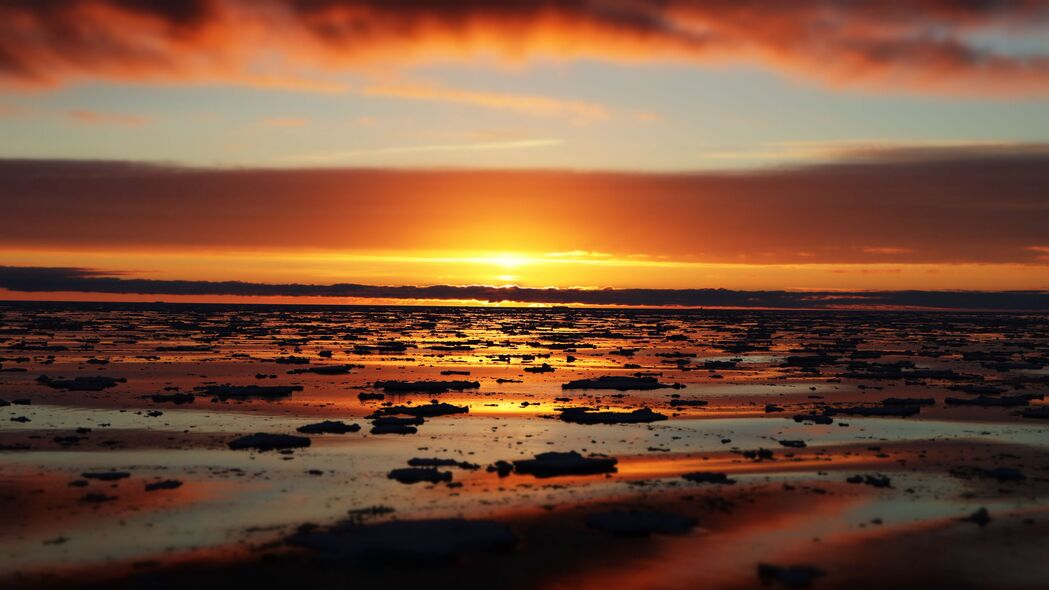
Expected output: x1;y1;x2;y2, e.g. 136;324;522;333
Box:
0;1;1046;95
363;84;609;124
863;247;914;255
1030;245;1049;261
66;109;151;126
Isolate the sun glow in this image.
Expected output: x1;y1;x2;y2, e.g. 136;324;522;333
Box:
2;247;1048;293
487;253;531;269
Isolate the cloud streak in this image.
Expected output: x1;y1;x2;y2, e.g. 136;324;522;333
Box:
66;109;151;126
1;145;1047;265
284;138;563;163
362;84;609;124
0;265;1046;310
0;1;1047;95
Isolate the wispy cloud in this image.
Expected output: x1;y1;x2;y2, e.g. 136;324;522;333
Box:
545;251;615;259
1030;245;1049;261
284;138;563;163
863;247;914;255
363;84;609;124
703;140;1049;165
66;110;151;126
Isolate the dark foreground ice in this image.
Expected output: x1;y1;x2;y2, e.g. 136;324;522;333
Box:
1;302;1049;589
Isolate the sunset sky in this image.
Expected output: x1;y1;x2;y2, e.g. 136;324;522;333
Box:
1;1;1048;307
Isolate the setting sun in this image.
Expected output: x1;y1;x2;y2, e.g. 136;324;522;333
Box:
487;253;532;270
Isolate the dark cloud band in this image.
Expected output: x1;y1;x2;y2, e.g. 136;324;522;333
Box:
1;265;1046;310
1;1;1047;94
1;148;1047;265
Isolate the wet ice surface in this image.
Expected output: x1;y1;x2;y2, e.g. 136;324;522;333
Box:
2;303;1049;589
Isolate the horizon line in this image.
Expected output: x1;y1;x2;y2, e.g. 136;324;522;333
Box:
1;265;1047;312
2;298;1047;314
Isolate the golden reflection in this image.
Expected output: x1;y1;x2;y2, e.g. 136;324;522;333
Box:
615;452;893;479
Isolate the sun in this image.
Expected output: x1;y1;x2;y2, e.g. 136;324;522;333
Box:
488;253;531;269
